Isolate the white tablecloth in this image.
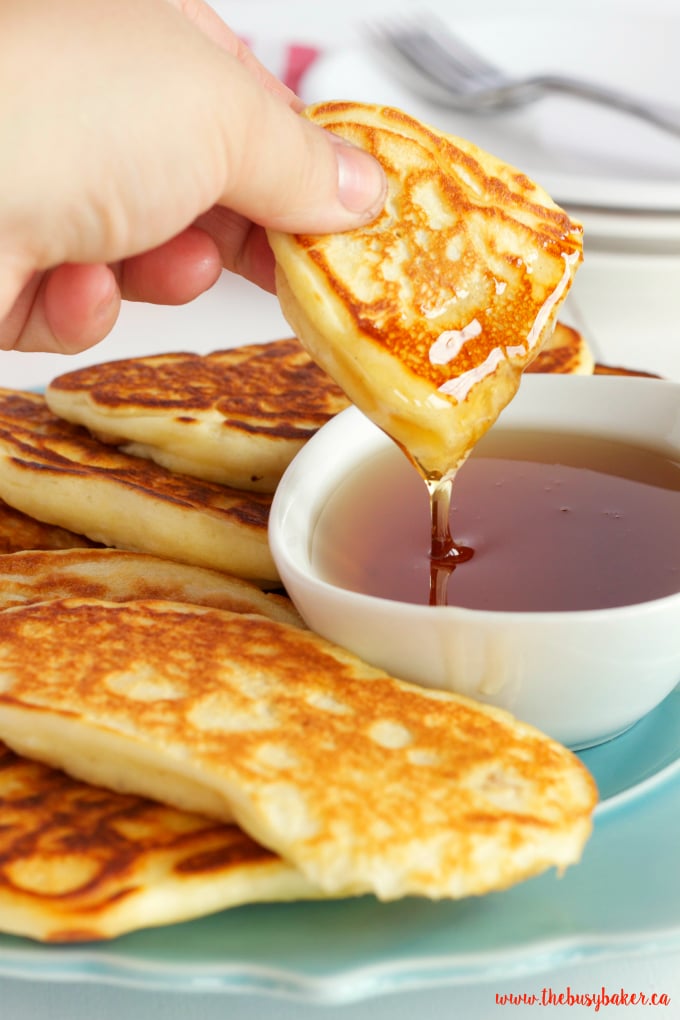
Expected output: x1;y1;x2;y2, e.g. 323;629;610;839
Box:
1;2;679;1016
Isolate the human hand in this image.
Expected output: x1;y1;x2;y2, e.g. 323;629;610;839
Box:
0;0;386;353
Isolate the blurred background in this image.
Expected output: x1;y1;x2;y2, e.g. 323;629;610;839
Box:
4;0;679;390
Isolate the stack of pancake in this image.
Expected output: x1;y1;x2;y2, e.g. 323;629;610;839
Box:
0;328;600;943
0;338;344;940
0;339;350;586
0;325;597;584
0;100;631;945
0;594;597;941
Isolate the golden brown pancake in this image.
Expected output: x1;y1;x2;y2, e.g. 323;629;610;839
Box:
0;389;277;584
46;339;350;492
0;498;96;554
0;741;320;943
526;322;594;375
0;548;302;625
268;101;583;482
593;363;662;378
0;598;597;901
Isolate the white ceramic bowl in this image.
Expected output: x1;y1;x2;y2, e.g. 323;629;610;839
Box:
269;375;680;749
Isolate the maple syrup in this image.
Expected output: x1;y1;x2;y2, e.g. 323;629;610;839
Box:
311;430;680;612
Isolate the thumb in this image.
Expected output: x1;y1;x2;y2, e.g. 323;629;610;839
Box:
213;76;387;234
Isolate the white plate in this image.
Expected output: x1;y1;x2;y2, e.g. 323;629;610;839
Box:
300;13;680;224
574;207;680;254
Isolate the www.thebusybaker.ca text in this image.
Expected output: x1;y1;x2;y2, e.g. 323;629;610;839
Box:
495;986;671;1010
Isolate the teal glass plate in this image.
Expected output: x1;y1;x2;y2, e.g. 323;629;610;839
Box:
0;686;677;1004
583;683;680;813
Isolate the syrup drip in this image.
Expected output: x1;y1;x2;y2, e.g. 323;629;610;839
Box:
426;475;474;606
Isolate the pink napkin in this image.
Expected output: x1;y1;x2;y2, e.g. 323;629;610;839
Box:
281;44;320;93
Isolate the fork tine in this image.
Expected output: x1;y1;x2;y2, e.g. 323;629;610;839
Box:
368;15;680;135
370;17;504;97
425;17;502;86
369;21;483;95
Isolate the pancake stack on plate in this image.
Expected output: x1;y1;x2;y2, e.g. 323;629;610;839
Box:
0;339;350;586
0;387;277;585
0;102;612;943
0;329;600;943
0;598;597;926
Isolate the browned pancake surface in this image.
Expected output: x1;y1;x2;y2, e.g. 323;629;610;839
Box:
289;107;581;388
0;548;302;625
0;390;276;582
0;598;597;901
527;322;594;375
46;339;351;490
48;339;348;440
0;741;317;942
593;363;663;378
0;499;96;554
269;102;583;480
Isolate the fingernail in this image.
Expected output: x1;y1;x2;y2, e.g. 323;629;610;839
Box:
331;136;387;219
94;274;118;318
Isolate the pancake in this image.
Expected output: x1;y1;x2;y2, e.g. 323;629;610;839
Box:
0;740;320;943
0;498;96;554
526;322;594;375
46;339;350;492
0;389;277;584
593;363;662;378
268;101;583;483
0;598;597;901
0;548;302;625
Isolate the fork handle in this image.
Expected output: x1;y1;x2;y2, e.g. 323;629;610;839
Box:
526;74;680;138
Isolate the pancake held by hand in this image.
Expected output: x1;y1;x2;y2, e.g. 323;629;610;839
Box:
0;548;302;626
0;599;597;901
0;742;320;943
0;389;277;584
46;339;350;492
268;101;583;481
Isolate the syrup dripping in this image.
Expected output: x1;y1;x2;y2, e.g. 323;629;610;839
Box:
426;475;474;606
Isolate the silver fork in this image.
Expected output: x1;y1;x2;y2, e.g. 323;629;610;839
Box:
370;18;680;138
